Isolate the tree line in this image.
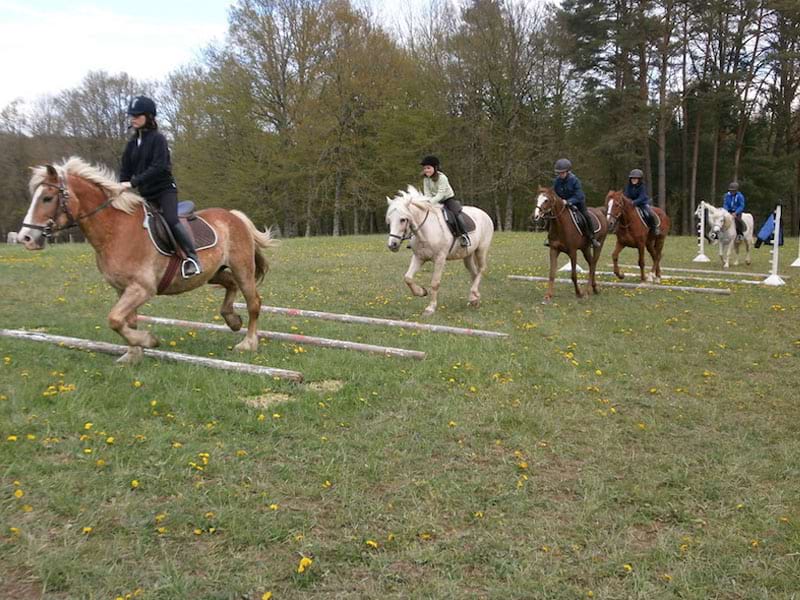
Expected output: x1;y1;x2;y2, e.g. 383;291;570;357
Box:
1;0;798;239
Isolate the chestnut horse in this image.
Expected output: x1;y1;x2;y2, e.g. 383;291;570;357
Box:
604;191;670;283
533;187;608;302
17;157;276;364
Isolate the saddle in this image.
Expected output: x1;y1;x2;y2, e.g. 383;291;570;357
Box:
143;200;218;256
441;201;476;238
635;207;661;229
568;207;601;234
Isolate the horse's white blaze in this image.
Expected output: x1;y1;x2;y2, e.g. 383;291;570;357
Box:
534;193;547;219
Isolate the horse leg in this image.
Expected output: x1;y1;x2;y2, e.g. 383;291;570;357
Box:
581;246;600;295
745;239;752;265
543;247;559;304
611;241;625;280
636;243;647;282
570;250;584;298
423;256;447;316
109;284;159;364
228;261;262;352
469;243;490;308
463;253;481;308
404;254;428;297
650;237;664;284
209;270;243;332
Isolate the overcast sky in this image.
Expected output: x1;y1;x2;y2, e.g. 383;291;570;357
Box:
0;0;446;109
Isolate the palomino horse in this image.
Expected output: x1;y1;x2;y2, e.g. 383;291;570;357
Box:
695;201;754;268
386;186;494;315
533;187;608;302
17;157;277;364
604;190;670;283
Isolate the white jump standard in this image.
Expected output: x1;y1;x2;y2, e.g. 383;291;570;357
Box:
0;329;304;381
138;316;427;360
234;304;509;338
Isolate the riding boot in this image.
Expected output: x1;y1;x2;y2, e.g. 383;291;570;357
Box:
645;209;661;236
170;221;202;278
580;209;600;248
735;215;744;241
455;212;471;247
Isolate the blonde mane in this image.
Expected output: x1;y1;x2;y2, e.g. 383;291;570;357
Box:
29;156;143;214
386;185;433;218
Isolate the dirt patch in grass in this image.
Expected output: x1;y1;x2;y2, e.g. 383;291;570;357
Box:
243;393;293;409
0;568;44;600
307;379;345;393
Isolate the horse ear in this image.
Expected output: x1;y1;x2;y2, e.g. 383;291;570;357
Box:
45;165;58;180
386;196;392;205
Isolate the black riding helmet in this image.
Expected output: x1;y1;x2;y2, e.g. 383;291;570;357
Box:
628;168;644;179
127;95;157;117
728;181;739;192
420;155;440;170
554;158;572;173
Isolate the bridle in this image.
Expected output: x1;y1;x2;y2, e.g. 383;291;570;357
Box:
536;192;567;221
22;174;115;240
388;203;431;243
607;194;629;230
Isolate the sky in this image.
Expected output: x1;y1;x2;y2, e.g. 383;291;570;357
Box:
0;0;432;109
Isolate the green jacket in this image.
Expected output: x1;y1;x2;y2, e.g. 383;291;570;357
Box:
423;171;455;204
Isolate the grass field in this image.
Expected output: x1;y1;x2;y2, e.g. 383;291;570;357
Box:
1;232;799;599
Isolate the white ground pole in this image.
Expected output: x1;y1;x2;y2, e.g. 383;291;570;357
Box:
138;315;426;360
694;203;711;262
792;213;800;268
763;205;786;286
612;264;782;279
0;329;304;381
508;275;731;295
592;270;763;285
234;304;509;338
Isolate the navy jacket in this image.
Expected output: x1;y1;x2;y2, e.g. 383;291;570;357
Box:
119;129;176;200
723;191;745;215
624;182;650;208
553;173;586;209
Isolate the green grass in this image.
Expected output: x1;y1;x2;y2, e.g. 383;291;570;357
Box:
1;232;799;599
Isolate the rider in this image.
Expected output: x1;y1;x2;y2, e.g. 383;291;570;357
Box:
553;158;600;248
421;155;470;247
119;95;201;278
723;181;746;241
624;168;660;236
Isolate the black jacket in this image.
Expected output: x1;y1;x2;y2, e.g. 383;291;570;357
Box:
119;129;175;199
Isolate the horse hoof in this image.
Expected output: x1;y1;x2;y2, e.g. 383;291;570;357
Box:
468;299;480;308
117;347;144;365
541;298;552;305
223;313;243;332
422;307;436;316
234;337;258;352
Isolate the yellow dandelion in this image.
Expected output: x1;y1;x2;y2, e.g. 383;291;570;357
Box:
9;527;20;536
132;380;142;388
82;526;93;535
365;540;379;548
595;369;602;375
14;489;24;499
322;480;332;488
297;556;313;573
7;435;18;442
156;527;167;535
262;593;273;600
193;528;203;536
269;504;279;511
623;563;633;572
130;480;140;489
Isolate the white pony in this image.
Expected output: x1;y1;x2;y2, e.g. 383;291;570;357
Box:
696;201;754;268
386;186;494;315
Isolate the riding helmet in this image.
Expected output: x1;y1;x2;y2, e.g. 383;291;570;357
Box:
127;95;157;117
728;181;739;191
554;158;572;173
628;168;644;179
420;155;440;169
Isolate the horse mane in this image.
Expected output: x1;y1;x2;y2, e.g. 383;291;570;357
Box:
29;156;143;215
387;185;433;216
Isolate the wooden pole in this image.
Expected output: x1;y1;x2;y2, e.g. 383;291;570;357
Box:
507;275;732;295
138;316;426;360
0;329;304;381
235;304;509;338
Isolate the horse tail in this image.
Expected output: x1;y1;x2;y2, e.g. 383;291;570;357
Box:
230;209;279;284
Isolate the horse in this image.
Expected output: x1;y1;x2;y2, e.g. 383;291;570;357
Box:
532;187;608;302
385;186;494;316
695;201;754;268
17;157;277;364
604;190;670;283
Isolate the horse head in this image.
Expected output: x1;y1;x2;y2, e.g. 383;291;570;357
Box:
386;186;424;252
704;204;729;242
18;164;72;250
605;190;625;232
18;157;140;250
533;187;560;221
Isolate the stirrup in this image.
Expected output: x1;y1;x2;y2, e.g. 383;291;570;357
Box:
460;234;471;247
181;257;201;278
653;228;661;236
591;238;601;248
